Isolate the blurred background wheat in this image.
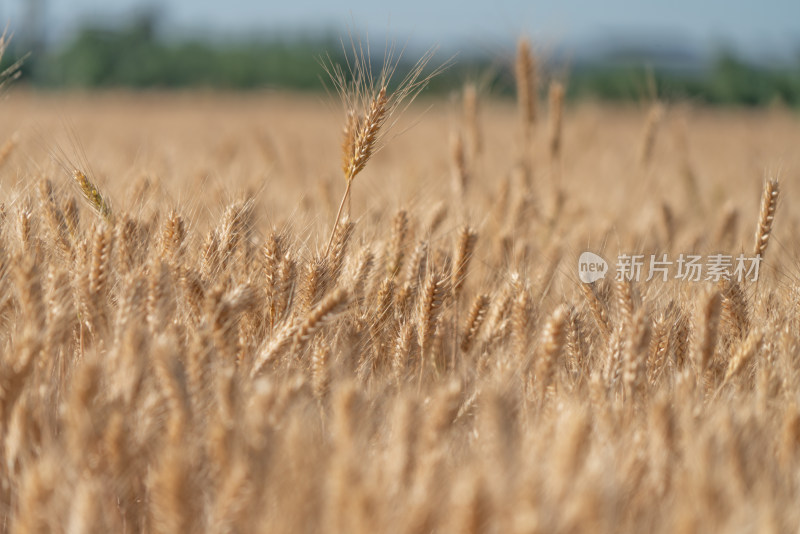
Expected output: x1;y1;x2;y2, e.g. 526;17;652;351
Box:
0;2;798;533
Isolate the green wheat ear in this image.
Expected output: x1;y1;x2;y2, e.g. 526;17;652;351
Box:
73;170;113;223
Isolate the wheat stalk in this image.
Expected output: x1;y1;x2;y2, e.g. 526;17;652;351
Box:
515;38;537;139
548;81;565;163
324;45;444;253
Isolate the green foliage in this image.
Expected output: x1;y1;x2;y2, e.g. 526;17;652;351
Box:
567;55;800;108
6;15;800;108
33;15;345;89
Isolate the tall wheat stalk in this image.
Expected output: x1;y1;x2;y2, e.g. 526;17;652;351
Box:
322;43;445;253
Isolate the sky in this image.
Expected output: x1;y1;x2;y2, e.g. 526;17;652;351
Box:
3;0;800;58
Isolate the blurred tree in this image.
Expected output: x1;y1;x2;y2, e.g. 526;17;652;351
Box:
4;9;800;109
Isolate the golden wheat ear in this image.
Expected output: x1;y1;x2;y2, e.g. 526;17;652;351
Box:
753;177;779;259
515;38;537;140
322;40;448;254
548;81;565;163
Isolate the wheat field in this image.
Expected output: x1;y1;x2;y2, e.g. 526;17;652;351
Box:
1;49;800;533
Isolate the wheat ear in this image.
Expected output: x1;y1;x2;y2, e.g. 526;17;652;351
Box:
73;170;113;222
753;178;779;258
515;38;537;139
548;81;565;163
